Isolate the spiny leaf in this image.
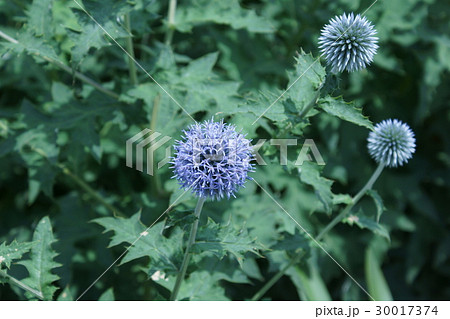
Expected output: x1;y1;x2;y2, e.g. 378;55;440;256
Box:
0;241;35;269
69;0;132;63
318;96;373;130
19;216;61;300
287;51;326;113
93;213;183;276
193;217;265;267
299;161;334;214
5;31;61;63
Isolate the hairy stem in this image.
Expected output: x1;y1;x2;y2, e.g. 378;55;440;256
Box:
170;197;206;301
0;30;119;100
251;162;385;300
165;0;177;46
0;269;44;300
124;13;139;85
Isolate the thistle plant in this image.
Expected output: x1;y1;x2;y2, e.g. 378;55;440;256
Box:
319;13;378;73
252;120;416;300
170;118;254;300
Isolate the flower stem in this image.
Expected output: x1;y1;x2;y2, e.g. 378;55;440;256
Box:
165;0;177;46
124;13;139;85
0;30;120;100
251;162;385;300
170;196;206;301
0;269;44;300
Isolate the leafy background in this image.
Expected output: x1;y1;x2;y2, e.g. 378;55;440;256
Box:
0;0;449;300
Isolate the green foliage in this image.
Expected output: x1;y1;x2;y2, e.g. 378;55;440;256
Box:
0;241;35;269
193;217;265;267
1;0;448;301
175;0;275;34
18;217;61;300
286;51;326;113
345;213;390;242
299;162;334;214
318;96;373;130
93;213;183;276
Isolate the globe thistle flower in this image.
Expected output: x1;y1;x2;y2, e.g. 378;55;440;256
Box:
172;119;254;200
367;119;416;168
319;13;378;73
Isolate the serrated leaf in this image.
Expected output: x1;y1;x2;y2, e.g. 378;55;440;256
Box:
365;247;393;301
318;96;373;130
0;241;35;269
93;213;183;276
27;0;53;38
299;161;334;214
345;214;390;241
287;51;326;113
175;0;274;33
367;189;385;222
19;216;61;300
193;217;264;267
4;31;61;63
69;0;132;63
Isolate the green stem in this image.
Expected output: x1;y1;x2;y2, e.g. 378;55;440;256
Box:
251;252;304;301
58;164;126;218
0;269;44;300
0;30;120;100
170;197;206;301
165;0;177;46
351;162;385;205
124;13;138;85
251;163;385;300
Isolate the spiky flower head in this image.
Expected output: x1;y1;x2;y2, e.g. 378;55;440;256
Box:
367;119;416;168
319;13;378;73
172;119;254;200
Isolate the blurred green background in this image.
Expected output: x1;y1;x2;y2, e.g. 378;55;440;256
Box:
0;0;449;300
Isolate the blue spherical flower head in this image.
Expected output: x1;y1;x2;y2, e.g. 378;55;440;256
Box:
367;119;416;168
319;13;378;73
172;119;254;200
